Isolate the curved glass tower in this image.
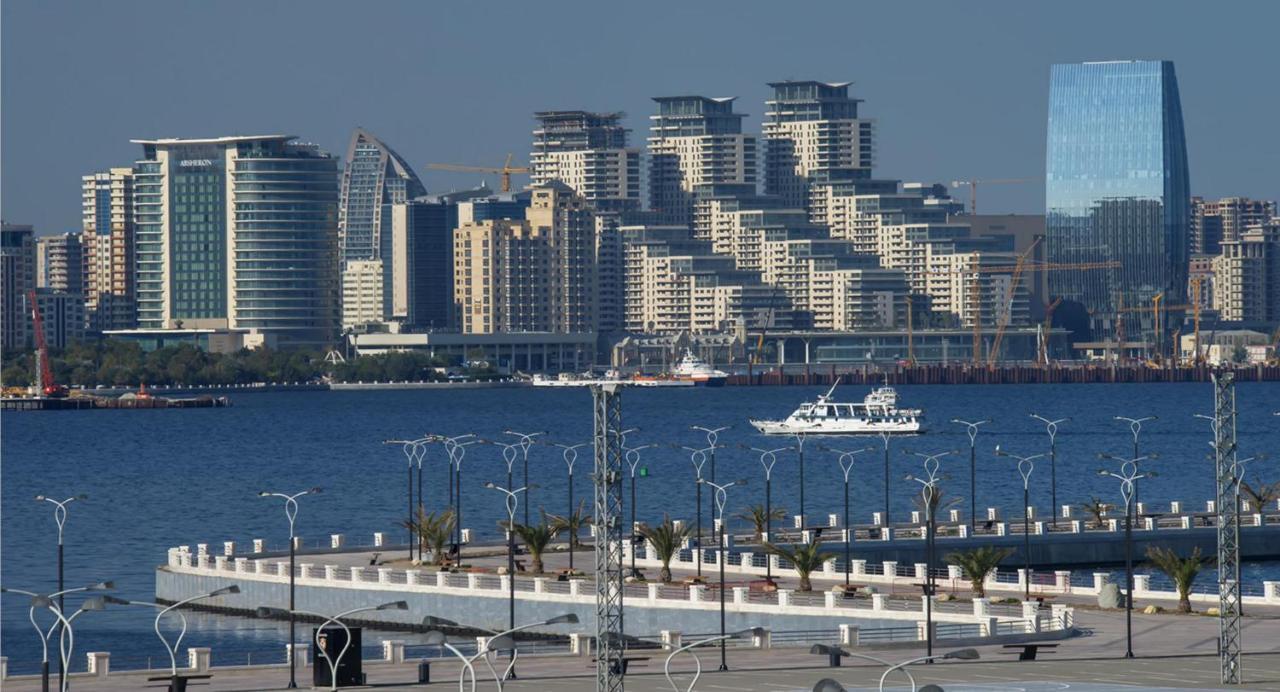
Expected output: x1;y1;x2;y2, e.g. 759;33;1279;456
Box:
338;128;427;264
1046;60;1190;339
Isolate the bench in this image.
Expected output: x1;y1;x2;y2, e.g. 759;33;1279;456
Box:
832;583;869;598
591;655;651;675
1002;643;1058;661
147;673;212;691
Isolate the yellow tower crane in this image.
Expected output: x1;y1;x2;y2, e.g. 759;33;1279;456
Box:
949;178;1037;215
428;153;530;193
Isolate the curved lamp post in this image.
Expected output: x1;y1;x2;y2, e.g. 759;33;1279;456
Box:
2;582;112;692
691;426;729;483
484;481;536;678
823;446;876;585
1115;415;1155;510
949;419;989;531
258;601;408;691
383;437;431;562
552;442;590;570
903;450;954;661
34;493;87;691
663;627;762;692
1098;453;1155;659
742;445;790;581
1029;415;1069;527
793;432;809;529
994;447;1044;599
877;431;893;530
504;430;545;525
699;477;747;671
425;613;578;692
624;443;658;577
808;644;917;691
258;487;320;688
423;629;478;692
877;648;980;691
112;585;240;683
444;437;482;553
679;444;713;577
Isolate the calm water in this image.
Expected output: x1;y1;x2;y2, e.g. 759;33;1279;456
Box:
3;382;1278;672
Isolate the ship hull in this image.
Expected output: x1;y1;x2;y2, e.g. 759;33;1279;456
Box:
749;419;924;435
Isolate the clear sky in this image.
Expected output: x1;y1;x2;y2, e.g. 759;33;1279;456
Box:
2;0;1276;235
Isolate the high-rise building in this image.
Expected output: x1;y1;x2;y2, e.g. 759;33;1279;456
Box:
763;80;874;216
453;183;596;335
81;168;136;331
531;111;641;213
30;289;86;349
132;135;339;348
648;96;757;226
338;128;427;264
1191;196;1277;255
1;223;36;353
36;233;83;293
1212;223;1279;323
1046;60;1190;338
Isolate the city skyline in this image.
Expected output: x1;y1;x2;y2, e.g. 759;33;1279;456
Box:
3;0;1278;236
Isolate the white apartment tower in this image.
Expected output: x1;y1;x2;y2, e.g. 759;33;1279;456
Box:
763;81;874;217
648;96;757;227
531;111;640;214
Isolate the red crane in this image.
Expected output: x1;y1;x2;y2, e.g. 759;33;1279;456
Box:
27;289;68;398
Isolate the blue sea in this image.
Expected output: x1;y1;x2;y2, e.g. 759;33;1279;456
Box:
3;382;1278;673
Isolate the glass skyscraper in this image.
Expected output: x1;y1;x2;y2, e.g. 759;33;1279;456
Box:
338;128;427;264
1046;60;1190;339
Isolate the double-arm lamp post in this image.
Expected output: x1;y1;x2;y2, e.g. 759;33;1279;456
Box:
258;487;320;689
948;419;989;531
699;477;746;672
1097;452;1155;659
823;446;875;585
904;450;954;661
993;447;1044;600
34;493;87;691
743;445;789;582
552;441;590;571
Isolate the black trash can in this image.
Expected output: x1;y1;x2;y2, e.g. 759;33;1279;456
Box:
313;626;363;688
418;660;431;683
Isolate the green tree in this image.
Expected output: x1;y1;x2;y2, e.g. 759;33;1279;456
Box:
1241;479;1280;512
547;499;593;553
1230;343;1249;364
505;515;560;574
1077;497;1111;529
735;504;787;540
1145;546;1212;613
402;508;457;566
763;540;835;592
944;546;1014;598
638;516;692;583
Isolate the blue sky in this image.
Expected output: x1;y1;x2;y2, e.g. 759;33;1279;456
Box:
2;0;1276;234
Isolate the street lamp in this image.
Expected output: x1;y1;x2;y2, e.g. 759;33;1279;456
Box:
904;450;953;662
504;430;545;525
258;487;320;688
425;613;578;692
2;582;112;692
422;629;479;692
383;438;430;561
108;585;240;687
994;447;1044;600
700;477;747;671
823;446;876;585
691;425;729;483
949;419;990;531
1115;416;1156;509
663;627;763;692
1030;415;1069;527
1098;452;1155;659
443;437;482;553
793;431;809;529
678;444;712;577
808;645;917;690
553;442;590;570
742;445;789;582
485;481;536;678
34;492;86;690
877;648;980;691
257;601;408;692
877;431;893;531
624;443;658;577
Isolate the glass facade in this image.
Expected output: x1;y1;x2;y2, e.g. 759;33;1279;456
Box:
1046;61;1190;337
338;129;427;264
168;145;228;320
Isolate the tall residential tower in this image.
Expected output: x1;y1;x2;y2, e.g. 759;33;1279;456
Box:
531;111;640;213
81;168;136;330
763;80;874;216
648;96;757;227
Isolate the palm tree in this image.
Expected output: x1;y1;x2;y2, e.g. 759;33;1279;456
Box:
547;499;593;553
1240;479;1280;513
763;540;835;591
401;508;457;566
735;504;787;540
944;546;1014;598
1077;497;1110;529
638;516;691;583
1145;546;1212;613
911;484;962;519
505;515;560;574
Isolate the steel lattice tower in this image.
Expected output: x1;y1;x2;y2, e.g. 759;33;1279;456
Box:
1213;373;1241;684
592;382;626;691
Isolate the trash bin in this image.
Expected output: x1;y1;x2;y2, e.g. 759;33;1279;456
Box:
418;660;431;683
313;626;363;688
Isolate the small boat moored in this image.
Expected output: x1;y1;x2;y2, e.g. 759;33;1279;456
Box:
749;379;923;435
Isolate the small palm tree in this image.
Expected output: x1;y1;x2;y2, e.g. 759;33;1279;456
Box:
763;540;835;591
1146;546;1212;613
735;504;787;540
638;515;691;583
1078;497;1110;528
547;499;593;553
1240;479;1280;513
401;508;457;566
911;485;962;520
504;513;560;574
945;546;1014;598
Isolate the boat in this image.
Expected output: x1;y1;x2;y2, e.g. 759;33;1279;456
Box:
530;371;695;388
749;379;923;435
667;350;730;386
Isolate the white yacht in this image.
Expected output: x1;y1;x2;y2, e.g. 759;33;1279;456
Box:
749;379;924;435
667;350;729;387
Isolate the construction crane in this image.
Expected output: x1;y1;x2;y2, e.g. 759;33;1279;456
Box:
949;178;1037;215
751;288;783;366
427;153;530;193
1117;299;1200;365
27;289;68;398
987;237;1041;365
